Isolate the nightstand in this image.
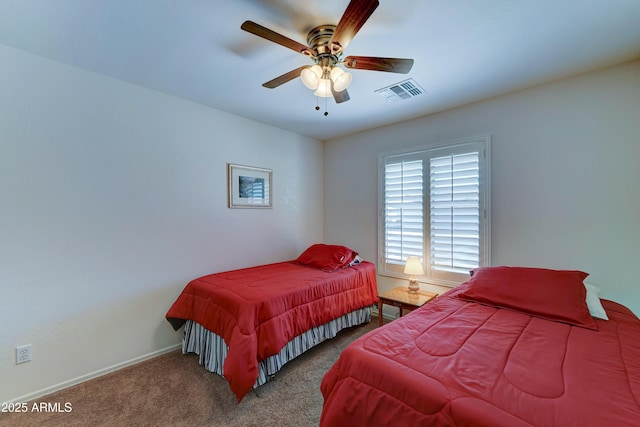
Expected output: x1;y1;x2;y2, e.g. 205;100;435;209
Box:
378;286;438;327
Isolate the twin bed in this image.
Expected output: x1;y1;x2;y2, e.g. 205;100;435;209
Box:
167;249;640;425
320;266;640;426
165;244;378;401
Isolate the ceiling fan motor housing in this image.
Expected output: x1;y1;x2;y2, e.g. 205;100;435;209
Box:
307;25;342;73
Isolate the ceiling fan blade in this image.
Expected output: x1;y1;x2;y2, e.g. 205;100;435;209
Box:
331;82;350;104
329;0;379;54
241;21;312;56
343;56;414;74
262;66;309;89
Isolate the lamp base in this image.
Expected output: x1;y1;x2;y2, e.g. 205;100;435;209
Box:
408;279;419;294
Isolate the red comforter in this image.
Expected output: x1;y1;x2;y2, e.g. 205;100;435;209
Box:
166;261;378;401
320;284;640;426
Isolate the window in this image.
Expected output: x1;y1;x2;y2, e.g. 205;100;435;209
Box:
378;136;491;286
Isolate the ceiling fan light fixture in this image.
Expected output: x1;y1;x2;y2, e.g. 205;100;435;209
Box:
330;67;352;92
314;78;333;97
301;65;323;89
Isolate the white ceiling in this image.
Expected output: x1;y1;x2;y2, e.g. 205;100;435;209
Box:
1;0;639;140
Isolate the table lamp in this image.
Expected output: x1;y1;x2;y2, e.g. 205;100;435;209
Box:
404;256;424;294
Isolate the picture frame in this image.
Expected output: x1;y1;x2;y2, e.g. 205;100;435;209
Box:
228;163;272;208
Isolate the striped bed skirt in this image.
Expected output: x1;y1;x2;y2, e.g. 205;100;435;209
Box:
182;305;373;389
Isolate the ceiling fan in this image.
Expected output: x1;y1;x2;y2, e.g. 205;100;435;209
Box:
240;0;414;108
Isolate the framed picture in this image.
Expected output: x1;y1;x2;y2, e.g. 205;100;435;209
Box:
228;163;272;208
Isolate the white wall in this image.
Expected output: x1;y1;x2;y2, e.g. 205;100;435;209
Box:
0;45;324;403
325;60;640;317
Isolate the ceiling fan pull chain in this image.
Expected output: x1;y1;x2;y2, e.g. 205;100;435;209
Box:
324;96;329;116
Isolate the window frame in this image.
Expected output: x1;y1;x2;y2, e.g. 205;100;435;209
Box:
377;135;491;287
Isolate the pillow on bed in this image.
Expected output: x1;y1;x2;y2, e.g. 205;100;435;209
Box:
458;266;597;330
294;244;358;272
584;283;609;320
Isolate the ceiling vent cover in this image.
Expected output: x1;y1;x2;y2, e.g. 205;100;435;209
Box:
375;79;424;102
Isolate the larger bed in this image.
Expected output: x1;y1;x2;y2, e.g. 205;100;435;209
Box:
320;266;640;426
166;244;378;402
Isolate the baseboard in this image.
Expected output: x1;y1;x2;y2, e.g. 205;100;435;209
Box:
372;306;397;322
7;343;182;404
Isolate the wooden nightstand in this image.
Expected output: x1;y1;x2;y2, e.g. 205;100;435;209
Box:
378;286;438;327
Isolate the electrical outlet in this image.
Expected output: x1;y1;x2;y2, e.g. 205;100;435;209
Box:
16;344;32;364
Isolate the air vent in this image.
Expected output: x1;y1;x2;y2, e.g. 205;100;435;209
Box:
375;79;424;102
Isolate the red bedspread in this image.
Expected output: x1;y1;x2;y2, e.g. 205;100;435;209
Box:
320;284;640;426
166;261;378;401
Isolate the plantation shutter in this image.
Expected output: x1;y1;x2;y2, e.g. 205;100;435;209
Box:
384;159;423;266
429;151;480;276
378;135;489;285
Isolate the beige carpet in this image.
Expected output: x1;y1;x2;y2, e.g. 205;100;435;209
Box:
0;319;376;427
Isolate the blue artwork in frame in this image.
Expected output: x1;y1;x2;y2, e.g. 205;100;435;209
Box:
228;163;272;208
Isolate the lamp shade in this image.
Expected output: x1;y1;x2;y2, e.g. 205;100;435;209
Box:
314;78;332;97
300;65;322;90
404;256;424;276
330;67;352;92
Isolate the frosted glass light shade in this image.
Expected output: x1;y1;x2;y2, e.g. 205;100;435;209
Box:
404;256;425;275
330;67;352;92
300;65;322;90
314;78;332;97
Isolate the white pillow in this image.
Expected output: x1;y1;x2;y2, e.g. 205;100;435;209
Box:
348;255;363;267
584;283;609;320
